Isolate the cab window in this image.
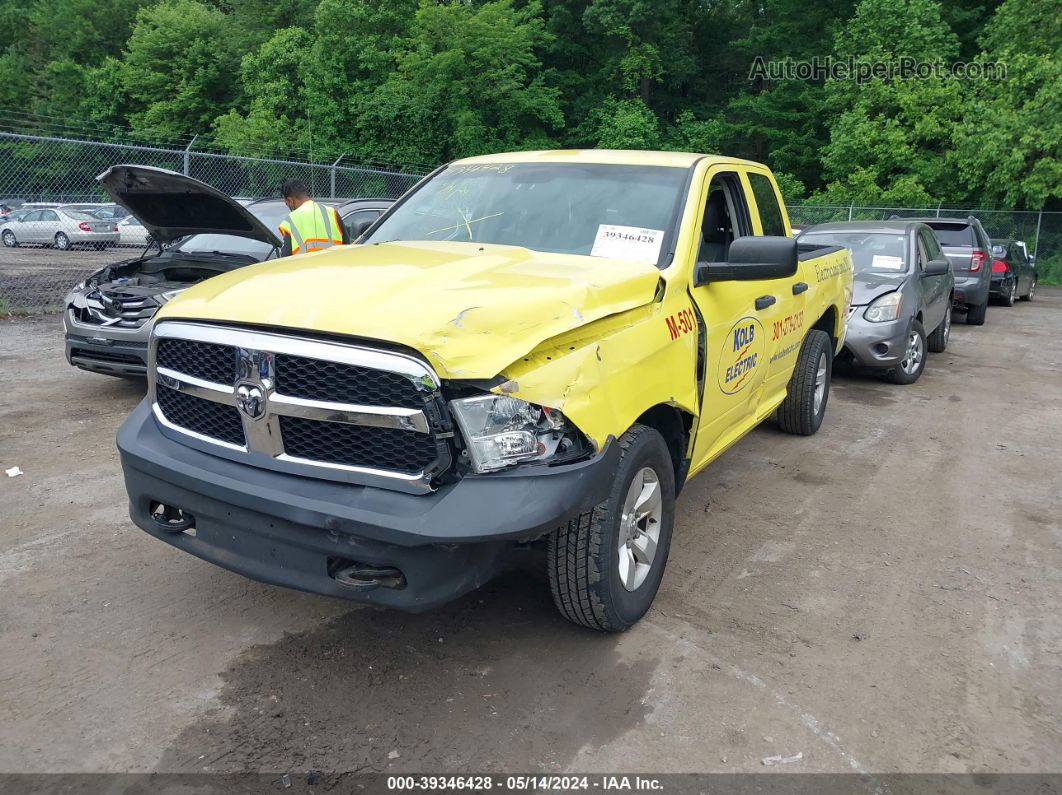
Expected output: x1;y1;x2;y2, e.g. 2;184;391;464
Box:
747;173;786;237
697;173;750;264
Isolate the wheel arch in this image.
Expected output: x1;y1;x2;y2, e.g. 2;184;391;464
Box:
633;404;694;493
811;305;840;352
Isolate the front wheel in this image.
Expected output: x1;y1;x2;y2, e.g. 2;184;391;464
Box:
1;230;16;247
776;329;833;435
887;320;927;385
547;424;675;632
54;232;70;250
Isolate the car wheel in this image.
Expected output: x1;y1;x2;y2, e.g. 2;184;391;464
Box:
1;230;17;248
776;329;833;436
1000;278;1017;307
54;232;70;251
547;424;675;632
927;307;950;353
887;320;927;385
966;301;988;326
1021;277;1036;302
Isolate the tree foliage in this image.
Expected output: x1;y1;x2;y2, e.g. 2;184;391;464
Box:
0;0;1055;210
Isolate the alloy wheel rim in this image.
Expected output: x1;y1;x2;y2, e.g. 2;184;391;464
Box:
900;331;923;375
56;234;68;250
1030;280;1036;299
2;232;12;246
943;309;951;343
1011;281;1018;303
813;351;828;414
617;466;662;592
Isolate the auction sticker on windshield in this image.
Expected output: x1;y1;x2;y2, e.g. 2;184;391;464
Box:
591;224;664;262
871;255;904;270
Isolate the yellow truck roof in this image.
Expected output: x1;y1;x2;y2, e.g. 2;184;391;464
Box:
454;149;765;169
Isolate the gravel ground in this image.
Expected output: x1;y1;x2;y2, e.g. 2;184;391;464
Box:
0;293;1060;778
0;246;136;312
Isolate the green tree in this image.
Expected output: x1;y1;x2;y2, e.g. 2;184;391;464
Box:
120;0;249;140
813;0;965;204
952;0;1061;208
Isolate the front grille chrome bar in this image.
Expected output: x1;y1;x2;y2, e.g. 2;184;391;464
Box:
148;321;449;494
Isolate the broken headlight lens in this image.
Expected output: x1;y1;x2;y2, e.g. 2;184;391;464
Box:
451;394;572;473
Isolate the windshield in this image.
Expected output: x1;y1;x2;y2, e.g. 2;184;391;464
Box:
800;232;908;273
365;162;688;264
173;202;288;258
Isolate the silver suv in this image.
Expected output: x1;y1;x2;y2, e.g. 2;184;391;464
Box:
900;216;993;326
64;165;392;377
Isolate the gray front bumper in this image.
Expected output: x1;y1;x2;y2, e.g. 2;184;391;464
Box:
843;310;908;369
63;308;151;376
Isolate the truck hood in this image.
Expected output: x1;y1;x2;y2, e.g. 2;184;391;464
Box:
97;164;281;247
159;240;662;379
852;271;908;306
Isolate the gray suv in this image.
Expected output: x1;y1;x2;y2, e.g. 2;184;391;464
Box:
798;220;954;385
900;216;993;325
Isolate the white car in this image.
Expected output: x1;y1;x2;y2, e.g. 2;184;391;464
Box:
116;216;152;247
1;207;119;250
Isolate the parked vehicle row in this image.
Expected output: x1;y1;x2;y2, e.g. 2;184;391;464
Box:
59;155;1038;633
1;206;119;250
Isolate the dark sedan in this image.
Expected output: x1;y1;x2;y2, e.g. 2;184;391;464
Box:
989;238;1037;306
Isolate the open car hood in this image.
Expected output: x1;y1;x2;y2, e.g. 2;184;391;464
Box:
97;164;281;247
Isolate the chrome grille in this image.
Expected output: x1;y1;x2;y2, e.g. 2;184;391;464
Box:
156;383;245;446
149;322;451;494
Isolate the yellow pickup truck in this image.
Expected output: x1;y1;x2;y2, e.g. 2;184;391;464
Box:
116;150;853;631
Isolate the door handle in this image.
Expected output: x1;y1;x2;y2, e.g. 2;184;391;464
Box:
755;295;776;311
792;282;808;295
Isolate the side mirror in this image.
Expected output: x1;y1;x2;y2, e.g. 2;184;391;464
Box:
695;235;798;286
924;258;949;276
346;218;373;241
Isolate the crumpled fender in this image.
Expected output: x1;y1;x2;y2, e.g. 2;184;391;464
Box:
492;290;701;451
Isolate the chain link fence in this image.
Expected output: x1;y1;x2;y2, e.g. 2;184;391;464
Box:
0;131;428;313
789;204;1062;285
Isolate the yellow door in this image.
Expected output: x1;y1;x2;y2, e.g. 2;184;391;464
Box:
687;167;782;473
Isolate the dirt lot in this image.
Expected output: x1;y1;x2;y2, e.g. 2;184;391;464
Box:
0;245;133;312
1;293;1060;778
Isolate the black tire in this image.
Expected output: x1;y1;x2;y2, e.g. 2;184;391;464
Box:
776;329;832;436
887;319;927;385
966;300;987;326
999;278;1017;307
54;232;70;251
1021;277;1036;301
927;308;950;353
547;424;675;632
1;230;16;248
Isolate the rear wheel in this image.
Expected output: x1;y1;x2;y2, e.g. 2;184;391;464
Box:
1021;277;1036;301
999;278;1017;307
776;329;832;435
887;320;927;385
927;308;950;353
966;300;987;326
54;232;70;250
1;230;16;247
547;424;675;632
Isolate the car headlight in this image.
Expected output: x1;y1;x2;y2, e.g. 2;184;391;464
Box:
450;394;576;473
863;291;902;323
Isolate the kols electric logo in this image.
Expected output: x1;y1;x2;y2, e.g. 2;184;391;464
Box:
718;316;765;395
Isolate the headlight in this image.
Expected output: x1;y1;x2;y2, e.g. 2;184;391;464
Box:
863;291;902;322
451;394;574;473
